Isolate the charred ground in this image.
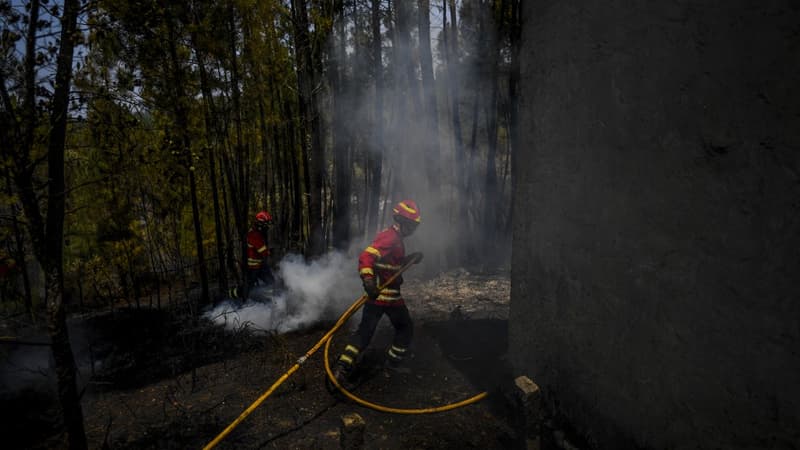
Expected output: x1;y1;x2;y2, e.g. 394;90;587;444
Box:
1;269;585;449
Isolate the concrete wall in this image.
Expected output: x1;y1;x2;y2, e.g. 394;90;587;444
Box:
509;1;800;448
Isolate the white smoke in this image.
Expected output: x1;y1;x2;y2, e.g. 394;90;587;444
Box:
203;250;363;334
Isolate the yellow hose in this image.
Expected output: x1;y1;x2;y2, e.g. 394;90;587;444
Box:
322;326;488;413
203;259;487;449
203;296;366;450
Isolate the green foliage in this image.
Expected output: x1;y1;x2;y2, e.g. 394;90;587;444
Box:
3;0;518;312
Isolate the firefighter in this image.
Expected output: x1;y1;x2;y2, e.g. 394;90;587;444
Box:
230;211;275;299
332;199;424;385
246;211;275;290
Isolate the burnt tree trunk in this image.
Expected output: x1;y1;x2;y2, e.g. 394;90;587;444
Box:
506;0;521;234
194;46;228;292
331;0;351;250
418;0;441;195
291;0;325;256
365;0;385;237
483;0;502;256
227;3;252;291
443;0;467;265
42;0;87;446
165;6;209;308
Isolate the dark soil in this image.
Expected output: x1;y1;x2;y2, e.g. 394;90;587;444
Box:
1;269;583;449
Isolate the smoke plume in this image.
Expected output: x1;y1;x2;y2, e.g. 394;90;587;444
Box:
203;250;362;334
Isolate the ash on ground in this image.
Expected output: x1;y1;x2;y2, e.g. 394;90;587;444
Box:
406;268;510;322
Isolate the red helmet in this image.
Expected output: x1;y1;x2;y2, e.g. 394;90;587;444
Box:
392;200;421;224
255;211;273;224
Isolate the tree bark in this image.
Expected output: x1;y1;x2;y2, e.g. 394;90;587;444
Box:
483;0;501;249
291;0;325;256
44;0;88;446
443;0;467;265
227;2;252;293
418;0;441;194
445;0;464;180
331;0;351;250
506;0;521;234
164;6;209;308
22;0;40;167
194;46;228;292
366;0;385;237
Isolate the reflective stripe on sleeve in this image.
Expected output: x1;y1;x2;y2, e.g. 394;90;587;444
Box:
360;267;374;276
365;246;381;257
248;258;262;267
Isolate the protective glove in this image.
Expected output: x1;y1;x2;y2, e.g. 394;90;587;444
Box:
404;252;423;265
362;276;379;300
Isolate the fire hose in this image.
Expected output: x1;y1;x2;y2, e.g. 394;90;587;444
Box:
203;257;487;450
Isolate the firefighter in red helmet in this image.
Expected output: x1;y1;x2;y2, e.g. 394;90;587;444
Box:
332;200;423;386
246;211;275;291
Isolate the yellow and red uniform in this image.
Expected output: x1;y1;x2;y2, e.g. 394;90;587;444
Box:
358;224;406;306
246;228;269;270
245;227;274;289
333;200;421;382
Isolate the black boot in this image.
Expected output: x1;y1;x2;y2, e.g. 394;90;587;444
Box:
328;362;355;393
384;357;411;375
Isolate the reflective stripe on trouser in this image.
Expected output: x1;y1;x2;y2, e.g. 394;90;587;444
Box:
386;344;407;363
337;344;360;368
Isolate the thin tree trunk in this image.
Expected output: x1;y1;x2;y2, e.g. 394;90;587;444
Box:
282;95;304;251
507;0;521;234
268;90;285;244
366;0;385;237
191;9;229;294
44;0;87;446
390;0;410;198
467;76;480;220
165;8;209;308
396;1;421;120
196;53;228;293
418;0;441;195
22;0;40;168
291;0;325;256
2;171;34;319
443;0;466;265
227;3;252;295
332;0;351;249
393;0;421;197
445;0;464;171
483;0;502;255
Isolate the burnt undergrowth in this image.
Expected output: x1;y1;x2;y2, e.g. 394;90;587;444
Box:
82;307;265;390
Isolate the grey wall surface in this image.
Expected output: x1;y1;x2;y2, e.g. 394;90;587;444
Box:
510;1;800;449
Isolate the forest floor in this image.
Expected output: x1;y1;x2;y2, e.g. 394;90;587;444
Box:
1;268;586;450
